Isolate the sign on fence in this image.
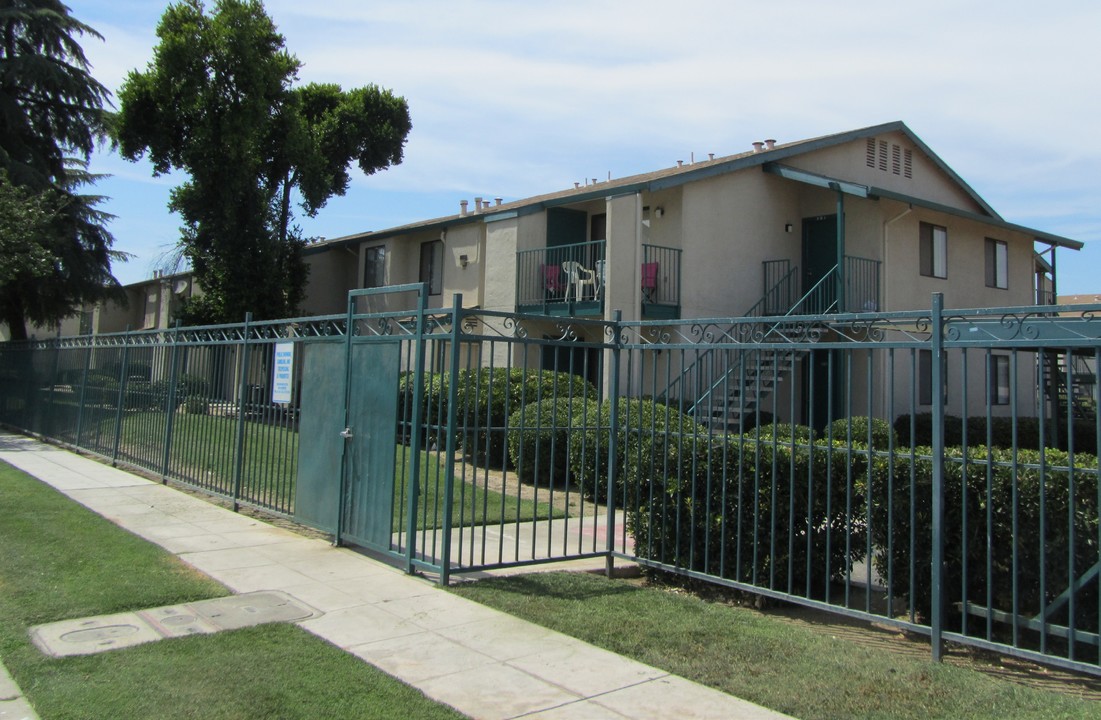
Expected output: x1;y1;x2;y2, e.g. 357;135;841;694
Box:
271;342;294;404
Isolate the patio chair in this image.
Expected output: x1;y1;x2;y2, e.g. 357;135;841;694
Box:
542;263;566;299
641;261;659;303
561;261;596;302
593;259;606;298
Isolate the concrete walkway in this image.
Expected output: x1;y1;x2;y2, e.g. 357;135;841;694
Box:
0;433;791;720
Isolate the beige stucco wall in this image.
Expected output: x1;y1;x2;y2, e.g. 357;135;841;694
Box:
789;129;987;214
302;246;359;315
882;208;1036;312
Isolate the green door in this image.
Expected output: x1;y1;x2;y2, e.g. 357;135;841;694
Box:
340;340;400;551
802;215;838;313
295;342;345;532
294;338;400;551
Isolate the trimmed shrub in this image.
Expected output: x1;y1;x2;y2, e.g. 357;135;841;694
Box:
869;446;1099;631
893;412;1096;455
397;371;450;446
507;396;600;487
567;396;704;504
828;416;896;450
626;433;869;597
456;368;597;468
747;421;814;444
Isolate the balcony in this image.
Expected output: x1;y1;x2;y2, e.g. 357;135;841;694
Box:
515;241;681;318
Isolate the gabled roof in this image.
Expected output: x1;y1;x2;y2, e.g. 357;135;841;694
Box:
307;121;1078;253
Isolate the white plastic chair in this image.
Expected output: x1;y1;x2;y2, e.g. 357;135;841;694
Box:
561;261;596;302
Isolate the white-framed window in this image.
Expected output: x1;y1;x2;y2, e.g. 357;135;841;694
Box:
919;222;947;279
989;354;1010;405
363;245;386;288
419;240;443;296
985;238;1007;289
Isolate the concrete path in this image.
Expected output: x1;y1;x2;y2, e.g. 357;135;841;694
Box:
0;433;792;720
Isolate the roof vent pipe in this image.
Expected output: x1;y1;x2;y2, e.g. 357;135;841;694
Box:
474;197;483;211
752;141;765;153
495;197;503;207
765;139;776;150
709;153;715;161
677;160;684;167
460;200;468;216
574;182;580;189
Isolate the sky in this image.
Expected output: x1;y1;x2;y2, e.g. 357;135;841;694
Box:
67;0;1101;294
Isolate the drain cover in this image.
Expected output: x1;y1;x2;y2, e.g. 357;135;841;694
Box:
30;591;319;657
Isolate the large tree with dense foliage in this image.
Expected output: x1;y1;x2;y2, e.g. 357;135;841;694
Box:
114;0;411;325
0;0;121;340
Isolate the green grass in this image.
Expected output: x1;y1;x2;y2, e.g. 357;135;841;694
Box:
0;461;465;720
451;572;1100;720
108;411;561;529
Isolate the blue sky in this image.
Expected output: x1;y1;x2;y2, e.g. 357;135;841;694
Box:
68;0;1101;294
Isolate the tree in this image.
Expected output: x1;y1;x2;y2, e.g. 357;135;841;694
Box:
114;0;411;325
0;0;121;340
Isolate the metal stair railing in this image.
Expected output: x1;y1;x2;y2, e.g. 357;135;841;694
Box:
659;264;799;408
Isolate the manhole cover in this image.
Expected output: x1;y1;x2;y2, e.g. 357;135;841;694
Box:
30;592;320;657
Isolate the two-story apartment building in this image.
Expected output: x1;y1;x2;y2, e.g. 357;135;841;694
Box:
13;121;1083;427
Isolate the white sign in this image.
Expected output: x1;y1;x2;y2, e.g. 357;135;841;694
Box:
271;342;294;404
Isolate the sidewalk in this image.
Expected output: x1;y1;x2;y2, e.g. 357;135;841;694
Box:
0;432;791;720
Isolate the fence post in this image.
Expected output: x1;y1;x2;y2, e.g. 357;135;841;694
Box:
75;340;93;447
111;326;132;466
160;321;181;482
43;328;63;438
232;313;252;512
605;310;623;577
930;292;946;662
436;293;463;585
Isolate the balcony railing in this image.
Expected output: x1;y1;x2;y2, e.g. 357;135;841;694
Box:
516;240;606;315
641;244;682;318
515;241;681;318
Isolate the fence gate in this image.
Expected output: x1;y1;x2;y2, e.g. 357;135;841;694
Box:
295;285;424;557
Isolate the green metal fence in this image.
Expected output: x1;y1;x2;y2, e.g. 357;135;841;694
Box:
1;292;1098;676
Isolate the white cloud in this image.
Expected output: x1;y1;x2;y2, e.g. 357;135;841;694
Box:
64;0;1101;289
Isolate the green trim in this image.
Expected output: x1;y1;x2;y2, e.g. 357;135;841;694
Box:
763;163;870;198
870;187;1083;250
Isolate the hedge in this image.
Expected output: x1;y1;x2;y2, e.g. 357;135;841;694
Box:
506;396;600;487
894;412;1097;456
869;445;1099;632
567;396;703;504
626;432;869;597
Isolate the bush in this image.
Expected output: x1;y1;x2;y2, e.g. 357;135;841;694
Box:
626;433;868;597
828;416;896;450
894;413;1096;455
746;421;814;444
869;446;1098;632
456;368;597;468
397;371;449;446
182;395;209;415
567;396;703;504
507;396;599;487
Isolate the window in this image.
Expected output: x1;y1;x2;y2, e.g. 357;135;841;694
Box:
919;222;947;279
985;238;1007;289
989;355;1010;405
918;349;947;406
363;246;385;288
419;240;443;295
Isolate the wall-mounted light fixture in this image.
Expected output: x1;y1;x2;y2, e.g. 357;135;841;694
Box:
459;254;469;268
654;207;665;218
784;223;793;233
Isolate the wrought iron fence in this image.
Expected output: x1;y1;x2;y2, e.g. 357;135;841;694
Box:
1;293;1099;677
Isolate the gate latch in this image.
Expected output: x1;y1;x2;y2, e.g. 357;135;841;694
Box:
339;427;354;440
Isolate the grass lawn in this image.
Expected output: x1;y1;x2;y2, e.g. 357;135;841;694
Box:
451;572;1100;720
0;461;465;720
108;411;560;530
